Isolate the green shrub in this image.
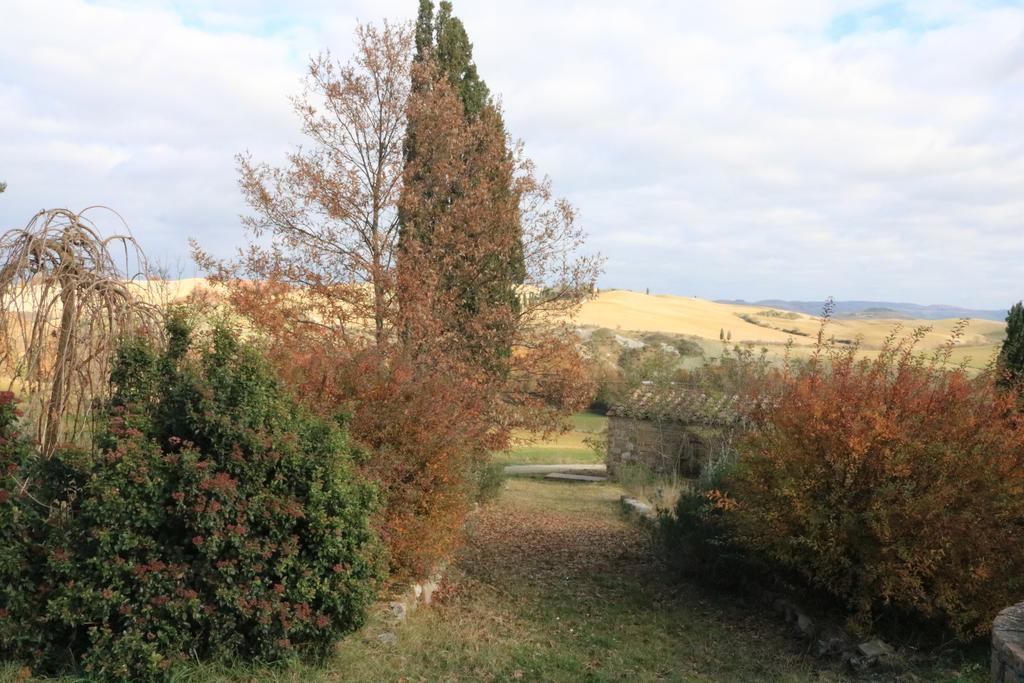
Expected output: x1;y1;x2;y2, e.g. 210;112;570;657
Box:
657;467;756;589
637;332;704;357
756;310;799;320
474;461;507;503
0;318;384;680
736;312;770;328
617;345;681;389
658;494;738;587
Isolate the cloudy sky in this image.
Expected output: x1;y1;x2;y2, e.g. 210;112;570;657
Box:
2;0;1022;308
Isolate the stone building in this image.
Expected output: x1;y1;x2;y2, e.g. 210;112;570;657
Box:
605;385;742;479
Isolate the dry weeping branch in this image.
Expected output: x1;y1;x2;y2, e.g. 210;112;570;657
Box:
0;208;162;456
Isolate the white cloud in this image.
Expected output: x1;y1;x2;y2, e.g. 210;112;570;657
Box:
1;0;1022;308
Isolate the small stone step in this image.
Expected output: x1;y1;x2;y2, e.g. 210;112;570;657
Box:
543;472;607;482
620;496;654;518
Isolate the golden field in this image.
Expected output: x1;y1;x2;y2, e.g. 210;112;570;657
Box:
137;283;1008;368
573;289;1004;370
6;281;1001;371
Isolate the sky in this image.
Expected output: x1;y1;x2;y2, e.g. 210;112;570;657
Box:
1;0;1022;309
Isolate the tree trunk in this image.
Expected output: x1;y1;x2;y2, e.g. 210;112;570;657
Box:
42;282;77;458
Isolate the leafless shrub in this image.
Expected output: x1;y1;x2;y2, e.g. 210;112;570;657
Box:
0;208;162;456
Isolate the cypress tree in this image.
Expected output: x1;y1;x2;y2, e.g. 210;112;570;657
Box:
414;0;433;62
999;301;1024;387
433;2;489;120
401;0;526;365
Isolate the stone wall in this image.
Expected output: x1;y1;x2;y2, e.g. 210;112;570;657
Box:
606;415;710;478
993;603;1024;683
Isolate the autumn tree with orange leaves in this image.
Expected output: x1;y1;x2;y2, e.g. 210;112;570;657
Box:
197;13;600;580
226;21;411;347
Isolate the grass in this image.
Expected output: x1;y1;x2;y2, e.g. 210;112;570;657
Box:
204;480;995;682
491;445;598;465
568;411;607;433
2;479;990;682
492;411;607;466
613;461;693;513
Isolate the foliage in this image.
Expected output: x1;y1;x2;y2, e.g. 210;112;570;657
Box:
583;332;702;411
332;345;491;581
736;312;770;328
473;461;507;503
676;341;773;398
199;19;599;582
723;323;1024;639
637;331;703;357
0;318;383;680
658;476;755;590
617;345;681;389
0;208;161;456
580;329;624;411
402;0;527;369
422;1;489;119
221;22;413;344
399;60;521;372
999;301;1024;388
757;309;800;320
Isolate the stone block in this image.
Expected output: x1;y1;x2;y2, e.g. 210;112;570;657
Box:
620;496;654;519
795;612;816;638
993;602;1024;683
387;601;407;623
421;578;439;605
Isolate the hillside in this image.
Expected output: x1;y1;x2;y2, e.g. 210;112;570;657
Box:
129;283;1005;356
576;290;1005;362
719;298;1008;322
40;282;999;366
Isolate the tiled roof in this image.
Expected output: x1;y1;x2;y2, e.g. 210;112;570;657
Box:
608;384;744;426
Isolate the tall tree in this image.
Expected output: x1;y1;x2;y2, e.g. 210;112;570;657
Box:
432;1;489;119
199;17;601;580
401;0;525;368
202;22;413;347
414;0;433;60
999;301;1024;387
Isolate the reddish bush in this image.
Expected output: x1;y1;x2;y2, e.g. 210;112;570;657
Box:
725;326;1024;638
337;348;494;581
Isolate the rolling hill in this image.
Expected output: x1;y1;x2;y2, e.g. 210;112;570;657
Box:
576;290;1005;369
57;281;1002;369
718;299;1008;322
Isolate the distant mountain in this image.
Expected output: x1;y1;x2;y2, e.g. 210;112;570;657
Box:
717;299;1008;322
841;307;915;320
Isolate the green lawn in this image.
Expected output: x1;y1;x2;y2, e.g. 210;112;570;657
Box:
491;445;598;465
568;411;607;433
492;411;607;466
